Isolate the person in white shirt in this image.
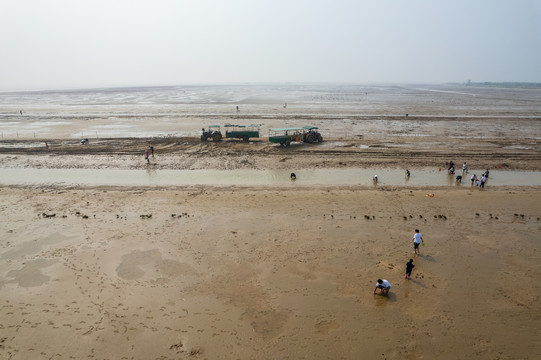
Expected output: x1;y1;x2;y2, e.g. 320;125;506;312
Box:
412;229;424;254
374;279;391;295
480;175;486;190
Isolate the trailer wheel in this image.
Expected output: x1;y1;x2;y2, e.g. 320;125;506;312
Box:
285;139;291;146
242;136;249;142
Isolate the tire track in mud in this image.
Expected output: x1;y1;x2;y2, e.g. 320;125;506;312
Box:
1;137;540;170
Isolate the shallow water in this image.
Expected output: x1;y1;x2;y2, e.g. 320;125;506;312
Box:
1;168;539;188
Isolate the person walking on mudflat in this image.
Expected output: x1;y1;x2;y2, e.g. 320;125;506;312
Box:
145;149;150;164
405;259;415;280
412;229;424;255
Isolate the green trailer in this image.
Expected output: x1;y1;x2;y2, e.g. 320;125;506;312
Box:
268;127;303;146
224;124;261;142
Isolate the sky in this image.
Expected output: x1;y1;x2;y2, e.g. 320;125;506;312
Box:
1;0;540;90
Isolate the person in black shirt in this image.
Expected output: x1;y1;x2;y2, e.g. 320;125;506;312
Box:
405;259;415;280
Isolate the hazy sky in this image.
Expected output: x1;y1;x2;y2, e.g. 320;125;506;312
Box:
1;0;540;90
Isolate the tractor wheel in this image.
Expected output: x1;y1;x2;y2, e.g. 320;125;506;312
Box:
201;135;207;142
285;139;291;147
212;133;222;142
306;134;315;143
317;133;323;142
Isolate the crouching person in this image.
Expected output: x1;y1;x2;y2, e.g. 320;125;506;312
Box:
374;279;391;295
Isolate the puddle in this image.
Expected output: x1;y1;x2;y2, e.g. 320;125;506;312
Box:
1;168;540;187
1;232;77;259
6;259;57;287
0;142;48;148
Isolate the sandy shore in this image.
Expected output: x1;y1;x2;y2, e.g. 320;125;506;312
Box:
1;84;541;359
1;136;541;359
1;185;541;359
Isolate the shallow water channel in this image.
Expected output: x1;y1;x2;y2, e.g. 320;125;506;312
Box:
1;168;540;188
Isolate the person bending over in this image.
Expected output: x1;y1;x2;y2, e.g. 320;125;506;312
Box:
374;279;391;295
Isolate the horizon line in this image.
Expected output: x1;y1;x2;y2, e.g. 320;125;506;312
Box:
2;81;541;94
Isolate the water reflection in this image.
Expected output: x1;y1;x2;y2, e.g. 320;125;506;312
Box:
145;166;158;178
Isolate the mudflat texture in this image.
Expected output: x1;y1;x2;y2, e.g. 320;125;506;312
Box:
1;84;540;359
1;188;540;359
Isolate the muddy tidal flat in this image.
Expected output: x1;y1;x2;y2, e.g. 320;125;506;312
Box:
1;84;541;359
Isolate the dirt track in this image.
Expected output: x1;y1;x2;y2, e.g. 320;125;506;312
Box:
1;134;540;171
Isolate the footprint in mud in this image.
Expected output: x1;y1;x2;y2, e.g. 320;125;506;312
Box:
170;341;184;353
315;319;340;335
375;260;396;270
169;341;203;357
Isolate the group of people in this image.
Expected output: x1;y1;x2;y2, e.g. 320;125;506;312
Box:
449;161;490;190
375;162;493;296
448;160;468;175
373;229;424;295
470;169;489;189
447;160;468;176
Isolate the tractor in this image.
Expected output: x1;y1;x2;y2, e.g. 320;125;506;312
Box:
201;125;223;142
302;126;323;143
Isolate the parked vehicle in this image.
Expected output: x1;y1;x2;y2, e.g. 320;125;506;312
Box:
268;127;303;146
269;126;323;146
301;126;323;143
201;125;223;142
224;124;261;142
